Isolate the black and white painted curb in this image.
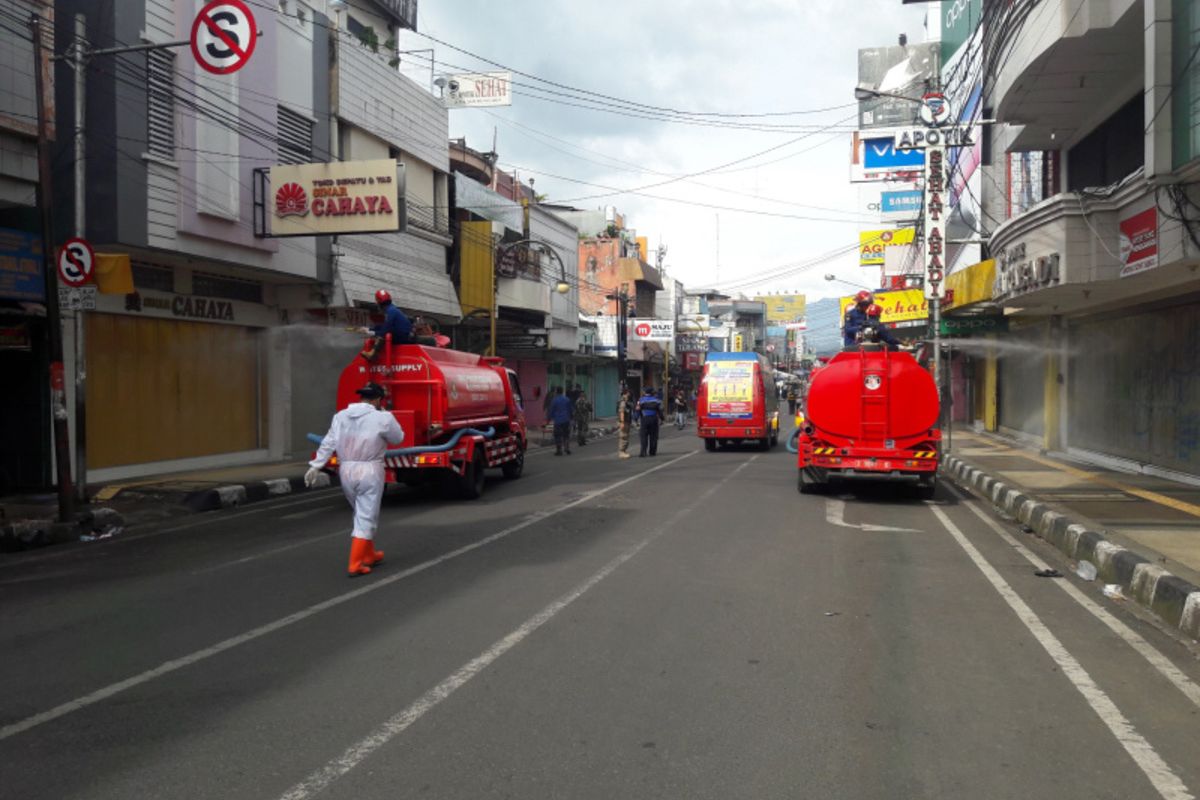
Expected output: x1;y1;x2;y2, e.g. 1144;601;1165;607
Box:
943;455;1200;642
184;476;321;512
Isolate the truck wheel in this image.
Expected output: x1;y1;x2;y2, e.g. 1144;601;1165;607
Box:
798;467;822;495
501;446;525;479
917;474;937;501
759;437;770;451
459;451;486;500
704;438;716;452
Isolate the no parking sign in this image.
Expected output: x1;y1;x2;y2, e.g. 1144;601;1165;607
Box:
191;0;258;75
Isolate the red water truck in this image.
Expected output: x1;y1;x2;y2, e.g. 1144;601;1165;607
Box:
310;338;528;499
792;346;940;498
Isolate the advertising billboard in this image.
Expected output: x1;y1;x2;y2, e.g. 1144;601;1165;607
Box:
839;288;929;325
752;293;806;324
1119;207;1158;278
942;0;983;64
856;43;939;129
0;228;44;302
268;159;405;236
860;227;916;267
628;318;674;342
444;72;512;108
851;131;925;183
880;187;923;222
705;360;754;419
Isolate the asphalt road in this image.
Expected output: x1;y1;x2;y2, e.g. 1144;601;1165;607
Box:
2;424;1199;799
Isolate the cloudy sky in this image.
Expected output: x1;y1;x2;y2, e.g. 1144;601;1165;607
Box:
398;1;933;301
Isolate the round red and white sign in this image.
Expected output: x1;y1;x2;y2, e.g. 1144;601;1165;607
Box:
191;0;258;75
57;237;94;287
919;92;952;127
635;322;651;338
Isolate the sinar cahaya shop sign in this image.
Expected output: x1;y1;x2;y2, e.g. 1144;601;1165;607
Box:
838;288;929;324
268;159;406;236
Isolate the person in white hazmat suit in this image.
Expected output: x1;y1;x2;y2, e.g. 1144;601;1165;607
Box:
306;382;405;576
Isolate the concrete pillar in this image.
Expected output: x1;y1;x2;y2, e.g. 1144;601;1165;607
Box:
1043;317;1063;452
983;337;998;432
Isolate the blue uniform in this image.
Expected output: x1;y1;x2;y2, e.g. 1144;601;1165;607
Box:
549;394;574;454
843;307;869;347
548;394;573;424
372;304;413;344
636;392;662;456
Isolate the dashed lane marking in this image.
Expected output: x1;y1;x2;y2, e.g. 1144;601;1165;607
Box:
0;451;698;742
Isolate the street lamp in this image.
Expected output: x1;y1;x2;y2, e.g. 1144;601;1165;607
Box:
491;238;572;356
824;274;874;292
854;84;924;104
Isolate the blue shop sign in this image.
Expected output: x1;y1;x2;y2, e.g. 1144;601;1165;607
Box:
0;228;45;302
881;190;923;214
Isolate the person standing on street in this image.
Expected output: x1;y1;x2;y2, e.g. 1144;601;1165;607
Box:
786;384;798;416
307;382;405;577
673;388;687;429
636;386;664;457
548;386;574;455
616;387;633;459
574;390;592;446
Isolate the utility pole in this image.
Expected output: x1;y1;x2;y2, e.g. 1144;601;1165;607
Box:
30;12;75;521
71;13;88;502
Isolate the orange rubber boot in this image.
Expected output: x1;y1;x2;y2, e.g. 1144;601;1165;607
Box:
347;537;373;576
366;540;384;566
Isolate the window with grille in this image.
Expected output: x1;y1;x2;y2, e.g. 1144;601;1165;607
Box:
131;261;175;292
277;105;313;165
193;272;263;304
146;49;175;160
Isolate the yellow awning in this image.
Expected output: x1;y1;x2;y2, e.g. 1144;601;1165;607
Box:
944;259;995;311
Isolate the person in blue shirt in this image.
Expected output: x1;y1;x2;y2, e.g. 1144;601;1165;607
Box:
636;387;664;457
360;289;435;359
843;289;873;348
373;289;413;343
548;386;574;455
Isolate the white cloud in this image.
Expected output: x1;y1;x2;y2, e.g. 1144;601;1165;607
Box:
404;0;931;300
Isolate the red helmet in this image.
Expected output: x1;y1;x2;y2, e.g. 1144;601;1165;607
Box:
854;290;873;305
374;289;392;305
866;303;883;318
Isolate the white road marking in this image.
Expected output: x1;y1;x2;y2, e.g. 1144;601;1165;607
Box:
189;532;344;576
927;501;1194;800
825;498;920;532
277;456;758;800
0;451;698;742
280;507;330;521
947;484;1200;710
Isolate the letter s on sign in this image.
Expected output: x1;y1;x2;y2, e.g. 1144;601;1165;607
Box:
205;11;242;60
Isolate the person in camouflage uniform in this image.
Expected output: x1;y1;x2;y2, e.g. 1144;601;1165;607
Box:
574;390;593;446
616;386;632;459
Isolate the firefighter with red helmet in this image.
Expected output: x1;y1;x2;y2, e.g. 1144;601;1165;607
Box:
842;289;874;347
359;289;435;359
859;303;901;348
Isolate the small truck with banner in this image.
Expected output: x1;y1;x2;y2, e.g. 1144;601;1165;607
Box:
697;351;780;451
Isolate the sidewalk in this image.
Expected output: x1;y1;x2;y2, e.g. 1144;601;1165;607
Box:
944;429;1200;641
0;422;621;552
